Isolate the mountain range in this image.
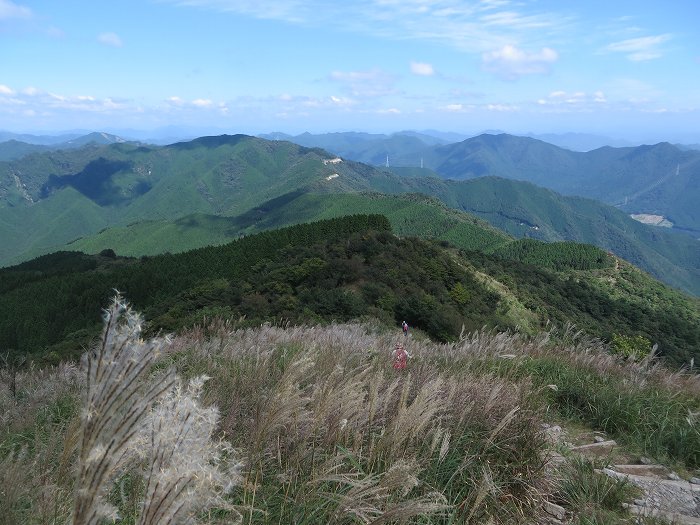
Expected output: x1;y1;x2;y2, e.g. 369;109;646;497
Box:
0;134;698;298
0;132;128;161
259;131;700;240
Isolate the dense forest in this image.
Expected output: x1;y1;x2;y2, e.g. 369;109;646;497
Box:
1;214;698;366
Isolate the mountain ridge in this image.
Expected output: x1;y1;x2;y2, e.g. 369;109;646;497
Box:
1;134;698;296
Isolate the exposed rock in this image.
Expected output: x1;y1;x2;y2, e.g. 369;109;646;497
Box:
543;501;566;521
570;439;617;457
602;468;700;518
612;464;671;477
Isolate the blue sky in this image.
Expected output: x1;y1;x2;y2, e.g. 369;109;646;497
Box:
1;0;699;141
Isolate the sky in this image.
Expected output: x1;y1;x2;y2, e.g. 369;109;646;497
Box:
1;0;699;141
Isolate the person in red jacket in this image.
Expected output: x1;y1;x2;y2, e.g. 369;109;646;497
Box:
392;342;410;370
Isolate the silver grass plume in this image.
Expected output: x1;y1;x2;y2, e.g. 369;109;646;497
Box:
72;295;176;524
136;376;243;525
71;295;240;525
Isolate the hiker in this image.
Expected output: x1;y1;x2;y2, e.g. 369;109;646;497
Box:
392;342;410;370
402;320;409;336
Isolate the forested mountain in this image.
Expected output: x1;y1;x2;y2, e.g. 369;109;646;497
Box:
275;132;700;239
2;215;698;367
1;134;698;295
0;135;339;264
401;134;700;238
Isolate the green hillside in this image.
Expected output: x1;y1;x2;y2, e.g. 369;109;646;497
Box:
377;176;700;296
63;192;511;257
0;135;346;264
1;134;698;296
2;215;698;367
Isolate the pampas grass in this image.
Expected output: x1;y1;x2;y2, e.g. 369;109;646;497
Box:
69;296;241;525
3;306;698;524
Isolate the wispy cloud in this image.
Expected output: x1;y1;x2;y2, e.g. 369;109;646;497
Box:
0;85;129;115
329;68;398;98
410;62;435;76
605;34;671;61
98;32;123;47
537;90;607;107
487;103;518;111
0;0;31;19
482;45;558;80
166;96;229;113
162;0;570;53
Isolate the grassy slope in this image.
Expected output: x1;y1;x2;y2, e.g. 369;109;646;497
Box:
63;192;512;257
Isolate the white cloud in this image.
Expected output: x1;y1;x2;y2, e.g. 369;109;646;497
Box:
377;107;401;114
0;84;14;95
330;95;354;106
329;68;397;98
192;98;213;107
535;89;612;112
482;44;558;80
605;34;671;61
487;103;518;111
97;32;123;47
0;0;31;19
410;61;435;76
444;103;464;112
540;90;605;105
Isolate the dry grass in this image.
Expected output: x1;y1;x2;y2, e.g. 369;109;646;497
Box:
170;322;548;523
3;314;698;523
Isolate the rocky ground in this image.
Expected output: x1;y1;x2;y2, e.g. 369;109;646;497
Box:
541;423;700;524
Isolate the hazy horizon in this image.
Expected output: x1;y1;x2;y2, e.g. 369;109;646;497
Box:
2;1;698;143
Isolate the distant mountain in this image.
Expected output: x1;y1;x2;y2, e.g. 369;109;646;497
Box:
676;143;700;151
273;133;700;238
1;134;698;296
258;131;441;166
0;131;83;145
412;134;700;239
0;140;51;161
63;192;512;259
0;132;131;161
58;131;128;147
0;135;377;264
525;132;636;151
